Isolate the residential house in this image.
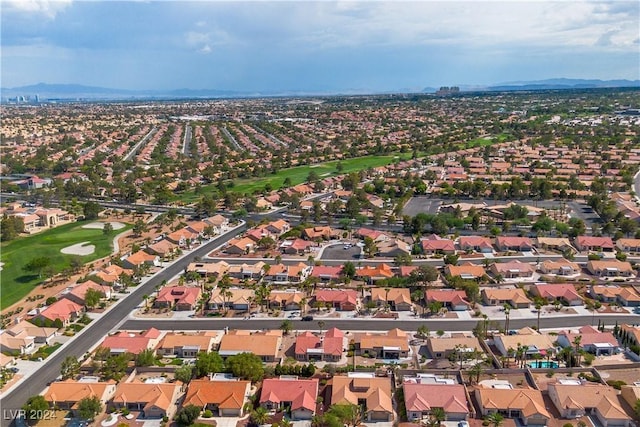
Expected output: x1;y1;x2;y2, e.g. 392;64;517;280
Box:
314;289;358;311
475;387;550;426
489;261;535;279
482;288;532;308
445;263;486;280
0;320;57;355
421;235;456;255
354;328;410;359
225;237;255;255
44;379;117;413
403;382;469;421
493;328;556;359
122;250;160;270
548;381;630;426
377;239;412;257
294;328;345;362
590;285;640;306
204;215;229;234
575;236;615;253
35;299;84;327
457;236;493;253
495;236;533;252
302;226;336;241
356;228;390;243
539;259;581;277
310;265;343;282
166;228;200;247
370;288;412;311
218;330;282;362
620;385;640;415
587;260;635;278
330;373;393;422
535;237;575;254
269;290;305;311
425;289;470;311
146;239;178;260
227;262;266;280
62;280;111;307
280;238;315;255
426;336;481;359
530;283;583;306
265;219;291;236
264;263;311;283
620;324;640;347
208;288;254;311
260;377;319;420
156;332;219;358
93;264;133;288
111;382;184;419
186;261;230;278
99;328;162;356
182;379;251;416
616;238;640;254
557;326;619;356
154;286;201;311
357;264;395;283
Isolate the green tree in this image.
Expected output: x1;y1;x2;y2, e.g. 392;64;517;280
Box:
0;215;25;241
485;412;504;427
226;352;264;382
23;256;52;278
342;261;356;279
84;288;104;309
326;404;362;427
135;348;157;367
103;222;114;234
430;407;446;426
61;355;81;380
174;364;194;384
100;353;130;381
175;404;201;426
22;395;49;419
251;407;270;425
280;319;293;335
83;201;102;220
195;351;224;378
77;396;102;421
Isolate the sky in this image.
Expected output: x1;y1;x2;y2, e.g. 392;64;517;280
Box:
1;0;639;92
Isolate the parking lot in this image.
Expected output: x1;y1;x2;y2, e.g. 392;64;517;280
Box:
320;243;363;260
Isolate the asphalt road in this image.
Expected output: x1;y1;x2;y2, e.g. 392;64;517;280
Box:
0;224;247;427
122;314;640;333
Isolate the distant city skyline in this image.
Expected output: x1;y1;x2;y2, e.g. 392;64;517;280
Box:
1;0;639;93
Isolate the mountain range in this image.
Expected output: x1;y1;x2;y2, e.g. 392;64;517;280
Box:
2;78;639;101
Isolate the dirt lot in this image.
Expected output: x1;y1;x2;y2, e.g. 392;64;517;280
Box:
597;367;640;385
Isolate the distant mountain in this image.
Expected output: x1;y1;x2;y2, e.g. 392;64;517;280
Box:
486;78;640;91
2;79;639;102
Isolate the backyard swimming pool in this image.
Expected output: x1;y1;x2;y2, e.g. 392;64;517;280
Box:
527;361;559;369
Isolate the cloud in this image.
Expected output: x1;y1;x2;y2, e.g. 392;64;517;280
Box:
3;0;72;19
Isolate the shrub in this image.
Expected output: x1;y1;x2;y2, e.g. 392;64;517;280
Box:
607;380;627;390
202;410;213;418
563;423;573;427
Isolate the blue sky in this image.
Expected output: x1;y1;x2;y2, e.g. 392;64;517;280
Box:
2;1;639;92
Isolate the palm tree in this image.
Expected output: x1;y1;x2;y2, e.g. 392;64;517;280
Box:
251;407;269;426
384;287;391;311
430;408;446;426
503;304;511;333
535;301;543;331
485;412;504;427
573;335;583;366
318;320;325;335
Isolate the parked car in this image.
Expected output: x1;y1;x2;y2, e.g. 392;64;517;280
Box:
301;315;314;321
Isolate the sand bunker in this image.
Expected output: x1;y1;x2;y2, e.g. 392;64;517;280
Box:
61;242;96;256
82;221;126;230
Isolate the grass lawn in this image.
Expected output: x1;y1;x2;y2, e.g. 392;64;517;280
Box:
457;133;513;150
179;153;411;201
0;221;131;310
